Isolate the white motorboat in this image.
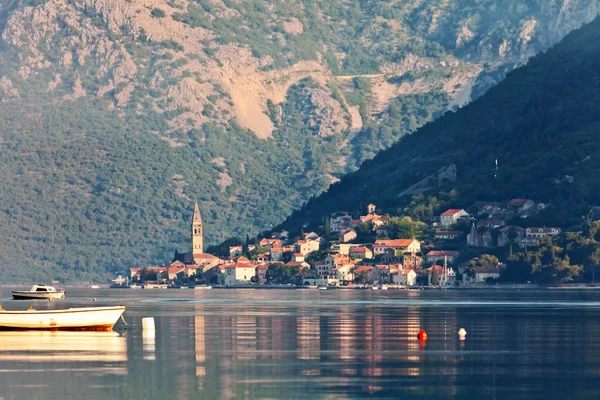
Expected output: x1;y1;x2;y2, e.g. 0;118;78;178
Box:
0;305;126;331
12;285;65;300
194;285;212;290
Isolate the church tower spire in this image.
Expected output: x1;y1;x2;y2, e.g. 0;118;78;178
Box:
192;202;203;255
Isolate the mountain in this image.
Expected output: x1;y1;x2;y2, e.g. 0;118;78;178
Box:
0;0;598;282
278;16;600;235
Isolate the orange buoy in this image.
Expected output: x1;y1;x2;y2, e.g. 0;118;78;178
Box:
417;329;428;340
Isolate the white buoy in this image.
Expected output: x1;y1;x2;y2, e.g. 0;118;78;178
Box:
458;328;467;338
142;317;155;331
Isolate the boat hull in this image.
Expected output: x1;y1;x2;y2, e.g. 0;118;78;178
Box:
12;291;65;300
0;306;126;331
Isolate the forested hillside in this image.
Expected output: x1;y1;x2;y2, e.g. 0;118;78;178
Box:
0;0;598;282
278;17;600;236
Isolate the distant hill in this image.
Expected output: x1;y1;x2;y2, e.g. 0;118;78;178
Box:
0;0;598;282
278;17;600;235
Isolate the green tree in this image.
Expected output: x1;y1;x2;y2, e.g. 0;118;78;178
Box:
151;8;165;18
385;216;426;239
305;250;328;266
266;263;303;285
139;267;157;282
585;244;600;284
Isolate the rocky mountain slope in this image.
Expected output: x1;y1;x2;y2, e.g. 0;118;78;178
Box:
278;16;600;235
0;0;598;281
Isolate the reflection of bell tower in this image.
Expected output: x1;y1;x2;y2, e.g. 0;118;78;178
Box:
192;203;203;255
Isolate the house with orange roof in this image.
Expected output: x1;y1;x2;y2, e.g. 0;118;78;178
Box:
426;250;460;265
440;209;469;227
335;264;357;283
349;246;373;260
270;247;285;261
229;245;243;257
319;254;356;282
360;213;388;228
259;238;282;249
256;253;270;263
224;262;256;286
192;253;223;268
293;253;305;263
339;229;357;243
373;239;421;255
393;268;417;286
202;264;225;285
427;265;456;286
296;238;321;255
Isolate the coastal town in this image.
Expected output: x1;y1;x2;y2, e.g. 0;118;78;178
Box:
122;197;579;289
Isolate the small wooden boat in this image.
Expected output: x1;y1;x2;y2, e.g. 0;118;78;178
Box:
0;305;126;331
12;285;65;300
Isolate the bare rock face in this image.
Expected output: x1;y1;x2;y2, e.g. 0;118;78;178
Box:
282;17;304;35
303;87;349;138
456;25;475;48
1;0;598;142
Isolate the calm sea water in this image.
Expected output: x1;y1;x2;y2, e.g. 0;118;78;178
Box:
0;288;599;399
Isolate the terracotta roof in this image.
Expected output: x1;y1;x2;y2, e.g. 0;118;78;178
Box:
193;253;219;259
402;268;414;275
441;209;465;216
354;266;373;273
374;239;417;247
350;246;371;253
427;265;445;273
226;262;255;269
237;256;250;262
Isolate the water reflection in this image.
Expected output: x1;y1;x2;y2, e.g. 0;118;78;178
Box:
2;289;600;399
0;331;127;362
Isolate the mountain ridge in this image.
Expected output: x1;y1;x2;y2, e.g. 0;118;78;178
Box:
276;15;600;236
0;0;599;282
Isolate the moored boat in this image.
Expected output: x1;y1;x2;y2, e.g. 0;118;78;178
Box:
12;285;65;300
0;305;126;331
